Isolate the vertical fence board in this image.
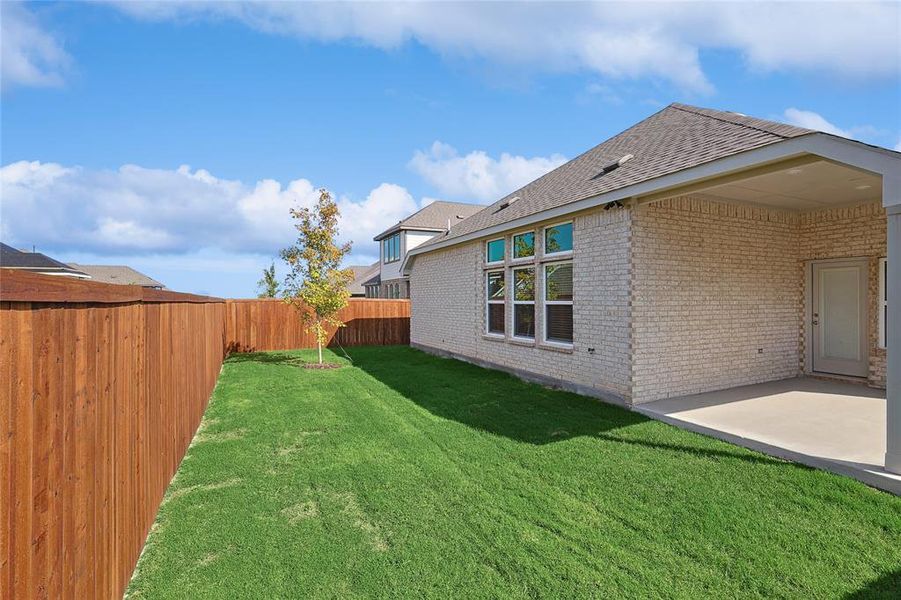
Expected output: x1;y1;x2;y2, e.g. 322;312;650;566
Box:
2;272;408;599
224;299;410;352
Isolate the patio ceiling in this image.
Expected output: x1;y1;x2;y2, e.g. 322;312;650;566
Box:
691;158;882;211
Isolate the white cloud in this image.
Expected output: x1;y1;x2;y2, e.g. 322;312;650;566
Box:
106;1;901;93
1;2;70;90
409;141;566;202
782;109;896;148
0;160;429;262
783;108;852;138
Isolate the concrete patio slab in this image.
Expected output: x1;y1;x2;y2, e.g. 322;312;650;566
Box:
635;377;900;495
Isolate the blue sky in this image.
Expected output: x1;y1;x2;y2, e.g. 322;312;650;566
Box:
2;1;899;297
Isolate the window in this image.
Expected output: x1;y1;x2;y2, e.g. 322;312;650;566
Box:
544;262;573;344
513;267;535;338
486;238;505;263
512;231;535;260
879;258;887;349
544;222;573;255
486;271;505;335
383;233;401;263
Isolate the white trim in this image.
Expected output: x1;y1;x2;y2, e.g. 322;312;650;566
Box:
542;261;574;346
512;265;536;340
485;269;506;336
485;237;505;267
542;221;574;258
402;133;901;274
879;257;887;349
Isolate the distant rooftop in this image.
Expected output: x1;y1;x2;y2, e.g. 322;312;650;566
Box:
0;243;90;278
373;201;484;241
347;262;379;296
68;264;165;288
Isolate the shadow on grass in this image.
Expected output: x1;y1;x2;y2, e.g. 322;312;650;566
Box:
341;346;786;466
225;351;311;367
844;569;901;599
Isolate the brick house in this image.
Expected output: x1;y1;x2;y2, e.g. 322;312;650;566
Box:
403;103;901;476
370;200;483;298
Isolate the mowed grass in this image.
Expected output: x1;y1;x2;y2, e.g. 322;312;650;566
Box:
127;346;901;599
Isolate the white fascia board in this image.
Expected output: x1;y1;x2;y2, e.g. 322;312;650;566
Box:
403;134;901;273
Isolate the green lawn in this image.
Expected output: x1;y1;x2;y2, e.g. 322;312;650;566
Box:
128;346;901;599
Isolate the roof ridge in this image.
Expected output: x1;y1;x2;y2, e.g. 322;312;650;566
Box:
669;103;803;140
425;200;483;207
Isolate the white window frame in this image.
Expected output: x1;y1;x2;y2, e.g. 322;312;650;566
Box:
512;266;536;340
543;221;574;258
879;257;887;349
485;269;505;336
511;230;536;263
542;261;574;347
486;237;505;266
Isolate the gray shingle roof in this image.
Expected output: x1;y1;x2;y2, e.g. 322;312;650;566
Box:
373;201;484;241
347;262;380;295
67;264;165;288
419;103;814;248
1;243;90;277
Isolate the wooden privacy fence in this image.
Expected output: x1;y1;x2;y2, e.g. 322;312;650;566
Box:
1;271;226;599
224;298;410;352
1;271;410;599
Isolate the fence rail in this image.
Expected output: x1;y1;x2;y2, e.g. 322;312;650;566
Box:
1;270;409;599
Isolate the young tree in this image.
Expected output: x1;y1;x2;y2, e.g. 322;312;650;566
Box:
280;189;353;365
256;262;280;298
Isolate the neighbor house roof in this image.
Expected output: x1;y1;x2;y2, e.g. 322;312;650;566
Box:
0;243;90;278
373;201;484;241
68;264;165;288
416;103;815;249
347;262;380;295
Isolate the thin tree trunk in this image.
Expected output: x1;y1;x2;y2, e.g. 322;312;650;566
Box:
318;340;323;364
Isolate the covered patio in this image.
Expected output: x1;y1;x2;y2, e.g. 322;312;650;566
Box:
636;378;900;494
627;133;900;489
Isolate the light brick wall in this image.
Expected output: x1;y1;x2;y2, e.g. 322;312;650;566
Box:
631;197;802;403
799;201;887;387
411;195;887;406
410;207;633;401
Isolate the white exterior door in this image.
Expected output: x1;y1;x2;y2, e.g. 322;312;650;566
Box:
812;259;868;377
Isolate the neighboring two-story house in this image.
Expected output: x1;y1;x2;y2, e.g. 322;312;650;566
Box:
367;201;483;298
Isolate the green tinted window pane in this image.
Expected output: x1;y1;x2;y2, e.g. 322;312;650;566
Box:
513;232;534;258
545;263;573;301
545;223;573;254
487;239;505;262
514;268;534;301
487;271;505;299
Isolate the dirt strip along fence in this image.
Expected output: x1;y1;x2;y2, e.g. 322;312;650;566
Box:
1;271;410;599
224;298;410;353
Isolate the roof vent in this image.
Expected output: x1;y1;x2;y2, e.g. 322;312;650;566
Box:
593;154;634;179
498;196;520;210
